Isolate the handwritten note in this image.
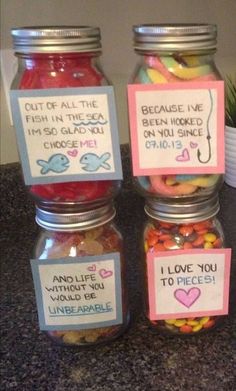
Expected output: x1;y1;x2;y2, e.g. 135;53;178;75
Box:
31;254;122;330
147;249;231;320
10;87;122;184
128;81;225;175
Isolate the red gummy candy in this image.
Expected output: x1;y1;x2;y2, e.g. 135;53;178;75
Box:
20;55;103;89
30;180;112;202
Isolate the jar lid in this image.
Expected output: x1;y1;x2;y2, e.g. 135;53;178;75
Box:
133;24;217;53
35;203;116;231
11;26;101;53
144;195;220;223
35;198;110;214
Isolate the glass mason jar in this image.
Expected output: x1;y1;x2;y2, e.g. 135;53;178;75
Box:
143;195;226;335
130;24;223;200
32;203;129;346
11;26;120;209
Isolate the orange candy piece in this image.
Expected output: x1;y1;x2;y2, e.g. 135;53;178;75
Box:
213;238;223;248
183;242;193;249
159;233;172;241
179;225;194;236
196;229;208;235
147;236;158;246
203;319;215;329
147;228;159;237
192;235;205;247
154;243;166;251
180;324;193;333
193;220;212;231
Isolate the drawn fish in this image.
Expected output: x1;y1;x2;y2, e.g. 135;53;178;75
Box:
80;152;111;172
37;154;70;175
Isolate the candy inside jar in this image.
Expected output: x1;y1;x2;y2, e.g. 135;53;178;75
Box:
154;316;217;334
143;196;226;335
30;180;120;208
33;204;129;346
135;174;222;200
130;24;223;200
11;26;120;206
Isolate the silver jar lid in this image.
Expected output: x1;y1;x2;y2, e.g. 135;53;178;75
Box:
133;24;217;53
11;26;101;53
144;195;220;223
35;203;116;231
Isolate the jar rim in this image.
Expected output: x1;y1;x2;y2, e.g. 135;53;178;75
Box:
35;203;116;231
11;26;102;53
144;195;220;223
133;23;217;53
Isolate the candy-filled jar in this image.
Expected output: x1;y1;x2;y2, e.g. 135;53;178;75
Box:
129;24;223;200
32;204;129;346
11;26;120;209
143;195;228;335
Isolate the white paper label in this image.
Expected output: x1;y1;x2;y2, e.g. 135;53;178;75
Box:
128;82;225;175
147;249;231;320
31;254;123;330
10;87;123;184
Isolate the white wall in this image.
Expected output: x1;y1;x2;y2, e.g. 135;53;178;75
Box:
1;0;236;163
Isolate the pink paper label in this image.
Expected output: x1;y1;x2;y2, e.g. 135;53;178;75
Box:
147;249;231;320
127;81;225;175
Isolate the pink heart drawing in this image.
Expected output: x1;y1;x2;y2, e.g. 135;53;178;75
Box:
176;148;190;162
87;264;96;272
190;141;198;149
67;149;78;157
99;268;113;279
174;287;201;308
